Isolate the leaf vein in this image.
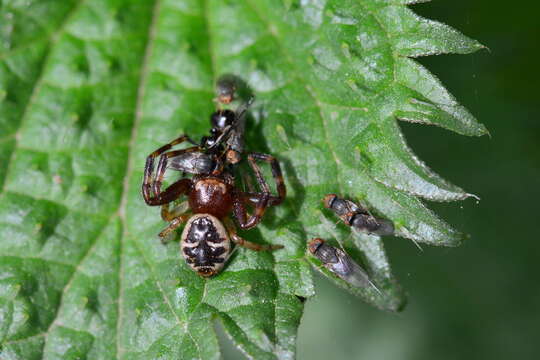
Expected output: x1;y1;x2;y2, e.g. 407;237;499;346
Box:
243;0;344;194
0;0;89;194
41;216;114;350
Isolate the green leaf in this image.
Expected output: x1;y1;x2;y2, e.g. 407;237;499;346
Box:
0;0;485;359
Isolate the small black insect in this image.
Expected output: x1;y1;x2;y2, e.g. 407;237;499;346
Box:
150;88;253;179
159;110;241;177
209;74;254;167
308;238;379;292
323;194;394;236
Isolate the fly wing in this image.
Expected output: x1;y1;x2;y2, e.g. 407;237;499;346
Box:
328;247;381;294
168;152;215;174
227;97;253;154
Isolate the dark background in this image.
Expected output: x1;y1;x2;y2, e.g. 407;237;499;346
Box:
295;1;540;359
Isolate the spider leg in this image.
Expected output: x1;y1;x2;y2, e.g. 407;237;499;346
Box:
239;192;272;209
152;147;202;197
246;152;286;206
233;191;270;230
145;135;196;178
143;178;192;206
142;134;197;205
158;211;192;244
161;200;190;221
224;218;283;251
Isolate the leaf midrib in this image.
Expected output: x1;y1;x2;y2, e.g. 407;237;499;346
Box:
114;0;231;357
115;0;161;357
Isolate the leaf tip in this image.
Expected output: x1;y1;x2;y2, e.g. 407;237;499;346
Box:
464;193;481;202
447;232;467;247
472;122;490;137
464;38;487;55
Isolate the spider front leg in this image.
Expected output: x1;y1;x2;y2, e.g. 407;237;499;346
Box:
142;134;197;205
246;152;286;206
152;146;203;197
143;176;192;206
224;218;283;251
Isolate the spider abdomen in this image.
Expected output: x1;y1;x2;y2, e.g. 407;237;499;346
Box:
180;214;231;277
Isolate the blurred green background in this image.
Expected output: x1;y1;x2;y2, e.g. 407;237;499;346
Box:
293;1;540;359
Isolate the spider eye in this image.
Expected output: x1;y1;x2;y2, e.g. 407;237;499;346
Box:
211;109;235;129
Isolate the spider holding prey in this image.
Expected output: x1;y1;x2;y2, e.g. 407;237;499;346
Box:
142;83;286;277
